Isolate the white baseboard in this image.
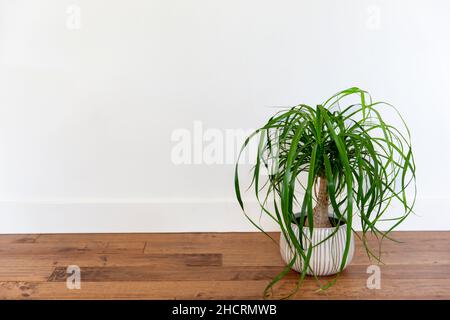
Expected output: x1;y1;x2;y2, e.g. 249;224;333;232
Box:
0;197;448;233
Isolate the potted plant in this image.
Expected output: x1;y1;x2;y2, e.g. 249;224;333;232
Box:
234;87;416;298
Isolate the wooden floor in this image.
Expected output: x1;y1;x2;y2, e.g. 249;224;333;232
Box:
0;232;449;299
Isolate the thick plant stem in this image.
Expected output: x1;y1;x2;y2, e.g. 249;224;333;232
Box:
306;176;332;228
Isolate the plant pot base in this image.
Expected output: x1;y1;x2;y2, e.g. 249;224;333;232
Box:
279;223;355;276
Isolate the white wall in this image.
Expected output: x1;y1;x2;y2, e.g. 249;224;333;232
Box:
1;0;449;233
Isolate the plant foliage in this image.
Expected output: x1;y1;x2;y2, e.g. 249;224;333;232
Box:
234;87;416;298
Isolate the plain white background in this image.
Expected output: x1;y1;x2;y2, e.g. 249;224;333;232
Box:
1;0;449;232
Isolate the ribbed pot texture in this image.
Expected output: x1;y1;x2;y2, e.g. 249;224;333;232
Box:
279;223;355;276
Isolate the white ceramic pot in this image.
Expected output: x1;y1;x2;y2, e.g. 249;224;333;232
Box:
279;222;355;276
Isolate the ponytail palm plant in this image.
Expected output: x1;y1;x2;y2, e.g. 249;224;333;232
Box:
234;87;416;298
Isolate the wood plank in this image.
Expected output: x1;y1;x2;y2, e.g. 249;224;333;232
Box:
0;242;108;255
102;242;146;254
44;263;450;283
0;253;222;268
1;279;449;300
0;266;54;282
35;233;272;243
143;234;278;254
47;266;289;282
0;234;40;244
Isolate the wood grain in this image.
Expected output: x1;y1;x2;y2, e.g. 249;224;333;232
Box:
0;232;449;299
